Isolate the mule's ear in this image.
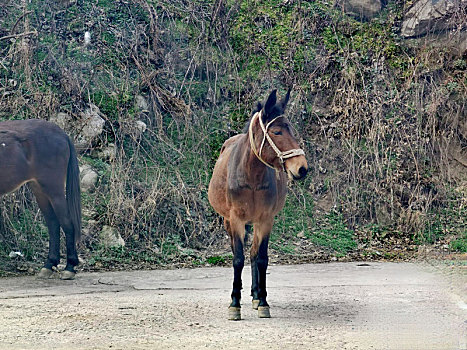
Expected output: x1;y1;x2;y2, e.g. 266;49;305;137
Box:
253;101;262;115
280;88;291;111
264;89;277;115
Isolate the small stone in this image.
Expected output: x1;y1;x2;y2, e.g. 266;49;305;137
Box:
8;251;23;258
79;164;99;192
84;31;91;46
100;225;125;248
135;95;149;112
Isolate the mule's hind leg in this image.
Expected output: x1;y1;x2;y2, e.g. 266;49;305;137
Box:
50;193;79;279
30;183;60;279
38;180;79;279
226;218;246;320
251;221;272;318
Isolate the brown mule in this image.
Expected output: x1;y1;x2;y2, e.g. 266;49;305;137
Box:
208;89;308;320
0;119;81;279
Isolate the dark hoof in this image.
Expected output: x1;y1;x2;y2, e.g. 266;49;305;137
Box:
228;306;241;321
60;270;76;280
258;306;270;318
252;299;260;310
37;268;54;279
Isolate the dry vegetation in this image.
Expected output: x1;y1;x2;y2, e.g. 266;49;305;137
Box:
0;0;465;275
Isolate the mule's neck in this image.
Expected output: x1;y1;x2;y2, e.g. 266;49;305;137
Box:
243;131;278;183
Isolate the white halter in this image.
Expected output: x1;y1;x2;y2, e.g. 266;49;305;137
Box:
248;110;305;171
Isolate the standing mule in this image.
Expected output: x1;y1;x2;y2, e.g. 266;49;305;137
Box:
208;89;308;320
0;119;81;280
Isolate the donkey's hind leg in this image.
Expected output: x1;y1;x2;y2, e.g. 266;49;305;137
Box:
30;183;60;279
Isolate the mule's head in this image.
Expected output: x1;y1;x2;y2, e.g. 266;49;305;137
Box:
250;89;308;180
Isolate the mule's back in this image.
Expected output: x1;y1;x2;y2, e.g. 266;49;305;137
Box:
0;120;71;194
208;134;244;218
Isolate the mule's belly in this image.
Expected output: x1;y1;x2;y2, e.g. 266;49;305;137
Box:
0;158;31;195
0;179;29;196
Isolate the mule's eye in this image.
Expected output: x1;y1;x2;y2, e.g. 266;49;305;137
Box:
273;130;282;136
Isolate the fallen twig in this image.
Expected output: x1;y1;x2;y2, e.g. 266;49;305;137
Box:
10;10;33;35
0;30;38;41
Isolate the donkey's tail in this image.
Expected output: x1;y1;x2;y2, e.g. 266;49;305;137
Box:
66;136;82;242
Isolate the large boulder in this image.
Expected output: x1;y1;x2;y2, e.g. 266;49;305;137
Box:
49;112;73;132
75;104;106;150
401;0;466;38
50;104;106;151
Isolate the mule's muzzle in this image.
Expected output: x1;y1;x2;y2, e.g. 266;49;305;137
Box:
292;166;308;180
285;155;308;181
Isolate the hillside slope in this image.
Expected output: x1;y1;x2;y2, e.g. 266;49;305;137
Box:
0;0;465;274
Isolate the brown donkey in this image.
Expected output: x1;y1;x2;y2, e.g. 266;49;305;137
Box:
208;89;308;320
0;119;81;280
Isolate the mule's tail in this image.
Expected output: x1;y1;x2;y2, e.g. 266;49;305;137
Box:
66;136;82;242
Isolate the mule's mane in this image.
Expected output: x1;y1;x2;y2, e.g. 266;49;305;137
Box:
242;102;263;133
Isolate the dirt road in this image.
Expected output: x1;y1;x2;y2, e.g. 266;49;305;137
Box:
0;262;465;350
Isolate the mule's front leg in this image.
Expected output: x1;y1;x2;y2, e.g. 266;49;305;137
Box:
251;254;259;310
227;219;245;320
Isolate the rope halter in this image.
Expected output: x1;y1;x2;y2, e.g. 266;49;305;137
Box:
248;110;305;172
